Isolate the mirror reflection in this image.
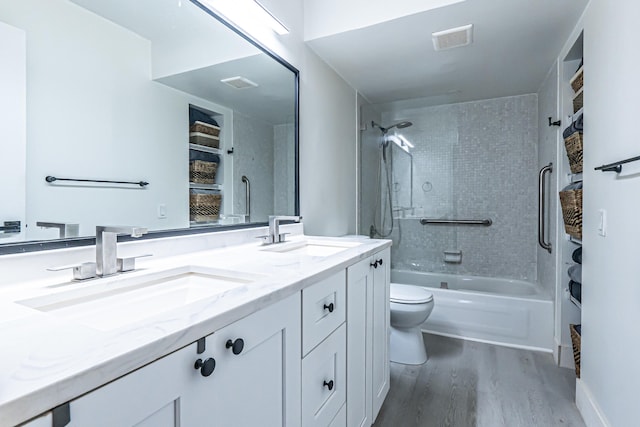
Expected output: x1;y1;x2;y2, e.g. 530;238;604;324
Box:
0;0;297;245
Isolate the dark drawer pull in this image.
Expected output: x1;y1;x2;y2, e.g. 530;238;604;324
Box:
226;338;245;355
194;357;216;377
323;380;334;391
323;303;335;313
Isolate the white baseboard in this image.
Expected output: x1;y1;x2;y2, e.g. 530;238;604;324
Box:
576;379;611;427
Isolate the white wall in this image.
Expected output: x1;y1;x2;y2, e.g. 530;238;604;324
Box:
0;22;26;243
0;0;230;239
579;1;640;425
241;0;359;236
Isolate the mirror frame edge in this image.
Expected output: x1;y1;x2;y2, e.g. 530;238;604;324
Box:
0;0;300;256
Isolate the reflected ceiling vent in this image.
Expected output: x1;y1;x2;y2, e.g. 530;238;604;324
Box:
432;24;473;51
220;76;259;89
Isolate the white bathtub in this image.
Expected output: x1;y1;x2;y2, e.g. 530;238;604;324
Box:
391;270;554;352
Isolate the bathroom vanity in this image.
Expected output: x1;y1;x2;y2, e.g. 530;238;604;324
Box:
0;227;390;427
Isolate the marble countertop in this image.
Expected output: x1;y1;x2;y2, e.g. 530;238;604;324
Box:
0;234;390;426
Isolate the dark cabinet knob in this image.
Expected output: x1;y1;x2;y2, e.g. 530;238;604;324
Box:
370;261;378;268
194;357;216;377
377;259;383;266
323;380;334;391
226;338;245;355
323;303;335;313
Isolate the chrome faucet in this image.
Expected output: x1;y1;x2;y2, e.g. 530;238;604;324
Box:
96;226;148;276
261;215;302;244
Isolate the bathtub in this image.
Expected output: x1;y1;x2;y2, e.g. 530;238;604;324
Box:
391;270;554;352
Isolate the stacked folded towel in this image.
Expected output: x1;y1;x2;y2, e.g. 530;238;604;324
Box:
572;247;582;264
562;181;583;192
569;280;582;303
568;264;582;284
189;107;219;126
562;114;583;139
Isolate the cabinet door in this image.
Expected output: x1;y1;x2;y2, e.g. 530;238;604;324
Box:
346;258;373;427
67;340;198;427
302;324;346;427
371;248;390;420
183;293;301;427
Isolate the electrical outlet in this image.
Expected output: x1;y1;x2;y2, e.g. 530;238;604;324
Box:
157;204;167;219
598;209;606;237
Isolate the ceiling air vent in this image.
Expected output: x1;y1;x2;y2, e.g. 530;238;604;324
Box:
432;24;473;51
220;76;259;89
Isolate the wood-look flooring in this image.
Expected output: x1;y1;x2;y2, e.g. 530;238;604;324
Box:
373;334;585;427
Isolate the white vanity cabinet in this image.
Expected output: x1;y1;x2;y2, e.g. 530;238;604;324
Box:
346;248;391;426
58;293;300;427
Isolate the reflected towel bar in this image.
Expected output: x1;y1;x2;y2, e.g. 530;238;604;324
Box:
420;218;492;226
595;155;640;173
45;176;149;187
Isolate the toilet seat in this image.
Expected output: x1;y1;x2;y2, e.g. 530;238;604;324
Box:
390;283;433;304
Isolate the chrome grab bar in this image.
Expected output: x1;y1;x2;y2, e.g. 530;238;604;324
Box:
538;163;553;253
419;218;492;226
242;175;250;221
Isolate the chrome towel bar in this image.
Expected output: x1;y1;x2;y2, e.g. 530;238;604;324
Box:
420;218;492;226
538;163;553;253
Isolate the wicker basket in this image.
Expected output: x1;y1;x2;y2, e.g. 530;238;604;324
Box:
573;89;583;113
190;160;218;184
190;193;222;222
564;132;583;174
569;324;581;378
190;121;220;137
559;188;583;239
570;66;584;93
189;132;220;149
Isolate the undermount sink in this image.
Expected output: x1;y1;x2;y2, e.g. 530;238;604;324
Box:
261;239;362;257
18;266;262;331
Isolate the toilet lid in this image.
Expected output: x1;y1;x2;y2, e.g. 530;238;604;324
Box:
390;283;433;304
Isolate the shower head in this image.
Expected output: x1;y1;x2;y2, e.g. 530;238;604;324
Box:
371;120;413;134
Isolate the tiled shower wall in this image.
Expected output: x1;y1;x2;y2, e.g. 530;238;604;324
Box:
378;94;539;282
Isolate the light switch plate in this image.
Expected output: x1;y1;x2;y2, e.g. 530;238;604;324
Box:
157;204;167;219
598;209;606;236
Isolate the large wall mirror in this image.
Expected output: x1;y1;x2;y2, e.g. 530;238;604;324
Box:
0;0;298;251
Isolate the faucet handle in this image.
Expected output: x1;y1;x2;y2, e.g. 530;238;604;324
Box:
47;262;97;280
117;254;153;273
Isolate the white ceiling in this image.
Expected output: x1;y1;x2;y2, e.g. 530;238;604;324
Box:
306;0;588;108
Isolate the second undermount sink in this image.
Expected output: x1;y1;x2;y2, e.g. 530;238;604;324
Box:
261;239;362;257
17;266;262;331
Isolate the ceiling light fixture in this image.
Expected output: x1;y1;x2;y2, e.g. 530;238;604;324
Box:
199;0;289;36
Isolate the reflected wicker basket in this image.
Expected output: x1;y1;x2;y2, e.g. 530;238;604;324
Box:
570;67;584;93
190;160;218;184
564;132;583;174
570;324;581;378
190;192;222;222
189;121;220;137
559;188;583;239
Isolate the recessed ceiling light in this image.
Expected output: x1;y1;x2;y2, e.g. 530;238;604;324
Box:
220;76;259;89
432;24;473;51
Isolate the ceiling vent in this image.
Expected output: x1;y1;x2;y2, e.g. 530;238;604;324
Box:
432;24;473;51
220;76;259;89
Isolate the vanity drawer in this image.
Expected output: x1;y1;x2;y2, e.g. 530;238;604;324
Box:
302;324;346;427
302;271;346;355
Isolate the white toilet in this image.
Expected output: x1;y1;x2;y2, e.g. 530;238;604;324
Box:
390;283;434;365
